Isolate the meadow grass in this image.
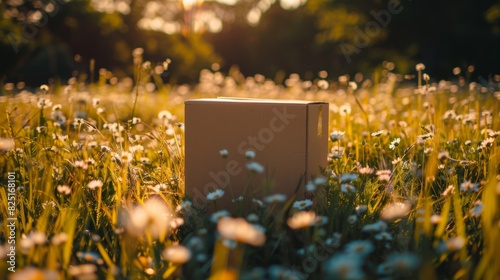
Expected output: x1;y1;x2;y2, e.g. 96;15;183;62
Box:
0;62;499;280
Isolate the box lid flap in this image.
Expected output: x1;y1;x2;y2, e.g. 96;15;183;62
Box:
185;97;327;105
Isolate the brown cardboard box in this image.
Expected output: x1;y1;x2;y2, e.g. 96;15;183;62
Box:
184;98;328;210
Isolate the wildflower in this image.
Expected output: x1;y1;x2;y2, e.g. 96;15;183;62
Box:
460;180;479;192
246;161;264;173
221;239;237;248
140;157;150;164
100;145;111;152
313;215;329;226
340;173;358;182
37;98;52;109
389;138;401;150
341;183;357;194
92;98;100;108
438;236;465;253
314;176;327;185
57;185;71;195
345;240;374;257
131;117;141;125
296;245;316;255
375;232;393;241
443;110;457;120
129;145;144;153
392;157;402;165
126;199;171;239
292;199;313;210
358;165;374;175
72;118;85;127
162;245;191;264
252;198;264;207
323;253;364;279
245;150;256;160
42;201;56;210
104;122;124;132
210;210;230;223
371;130;384;137
20;237;35;253
36;126;47;133
330;130;345;142
69;263;97;278
264;194;287;203
158;110;173;121
287;211;316;229
10;267;59;280
52;104;62;112
379;252;420;274
470;200;483;217
325;232;342;248
488;130;500;138
76;251;104;265
185;236;204;252
355;205;368;215
153;183;168;192
207;189;224;200
219;149;228;158
438;150;450;161
424;213;440;224
380;201;411;220
347;215;358;224
318;79;329;89
481;137;495;148
339;103;351;116
306;180;316;192
181;201;192;212
376;170;391;182
74;160;88;170
416;63;425;71
330;146;344;159
51;232;68;246
246;213;259;223
348;81;358;91
232;196;243;202
87;180;103;190
29;231;47;245
170;217;184;229
442;185;454;196
217;217;266;246
418;132;433;140
268;265;305;280
193;253;207;263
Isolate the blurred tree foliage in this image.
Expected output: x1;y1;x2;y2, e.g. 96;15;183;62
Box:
0;0;499;86
208;0;500;79
0;0;220;85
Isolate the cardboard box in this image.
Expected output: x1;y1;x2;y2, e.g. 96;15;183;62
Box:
184;98;328;210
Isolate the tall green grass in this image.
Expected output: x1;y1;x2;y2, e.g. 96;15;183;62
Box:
0;61;499;279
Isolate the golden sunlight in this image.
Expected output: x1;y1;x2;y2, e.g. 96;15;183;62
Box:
182;0;202;10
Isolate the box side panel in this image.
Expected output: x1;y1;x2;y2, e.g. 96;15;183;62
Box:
305;103;329;184
185;102;254;208
257;104;307;198
185;102;308;210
